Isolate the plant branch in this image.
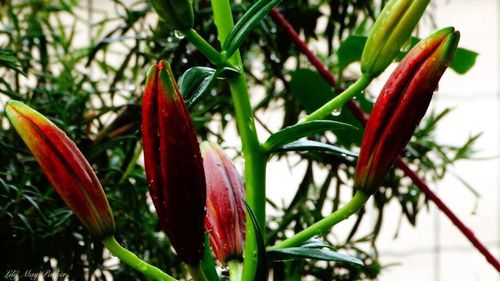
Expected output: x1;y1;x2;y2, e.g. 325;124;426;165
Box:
271;8;500;272
270;191;369;249
302;74;372;122
102;236;177;281
395;157;500;272
182;28;226;65
210;1;268;280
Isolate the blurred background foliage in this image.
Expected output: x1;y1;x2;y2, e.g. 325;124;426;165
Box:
0;0;478;280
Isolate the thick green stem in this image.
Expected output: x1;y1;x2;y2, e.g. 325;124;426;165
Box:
102;236;176;281
228;260;243;281
182;28;226;65
209;0;267;280
270;191;369;249
302;74;373;122
186;264;209;281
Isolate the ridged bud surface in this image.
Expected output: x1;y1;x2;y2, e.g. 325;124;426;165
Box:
355;27;460;194
6;101;115;238
142;60;206;265
202;142;245;264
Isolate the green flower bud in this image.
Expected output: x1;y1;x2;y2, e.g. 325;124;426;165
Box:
361;0;431;78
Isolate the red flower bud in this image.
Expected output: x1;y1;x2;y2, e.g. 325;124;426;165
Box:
355;27;460;194
201;142;245;264
142;60;206;265
6;101;115;238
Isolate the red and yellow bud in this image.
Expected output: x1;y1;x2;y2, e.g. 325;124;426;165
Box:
355;27;460;194
142;60;206;265
361;0;431;78
201;142;245;264
6;101;115;238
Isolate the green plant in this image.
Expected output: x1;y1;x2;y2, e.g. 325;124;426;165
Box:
1;0;496;280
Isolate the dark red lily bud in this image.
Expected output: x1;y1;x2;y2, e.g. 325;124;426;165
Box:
6;101;115;238
355;27;460;194
201;142;245;264
142;60;206;265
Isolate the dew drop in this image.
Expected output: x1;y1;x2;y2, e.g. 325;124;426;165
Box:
331;107;342;117
400;37;413;53
174;30;185;39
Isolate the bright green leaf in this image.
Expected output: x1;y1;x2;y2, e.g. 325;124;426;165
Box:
179;67;217;108
223;0;282;57
263;120;357;152
268;247;363;266
270;140;358;158
200;232;220;281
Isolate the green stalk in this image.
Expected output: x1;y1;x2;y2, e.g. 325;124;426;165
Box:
228;260;243;281
209;0;267;280
102;236;177;281
186;264;209;281
182;28;226;65
302;74;372;122
270;191;369;249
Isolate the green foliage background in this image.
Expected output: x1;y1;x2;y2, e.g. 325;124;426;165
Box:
0;0;478;280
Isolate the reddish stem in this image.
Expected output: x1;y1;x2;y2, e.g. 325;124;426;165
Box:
270;10;337;86
271;8;500;272
395;158;500;271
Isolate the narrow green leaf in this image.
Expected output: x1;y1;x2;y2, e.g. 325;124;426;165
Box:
262;120;357;152
200;232;220;281
0;49;25;75
223;0;282;57
270;140;358;158
267;247;363;266
179;67;217;108
299;238;334;249
243;201;267;281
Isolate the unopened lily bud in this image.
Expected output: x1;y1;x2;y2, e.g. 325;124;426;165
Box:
201;142;245;264
6;101;115;238
149;0;194;30
355;27;460;194
142;60;206;265
361;0;431;78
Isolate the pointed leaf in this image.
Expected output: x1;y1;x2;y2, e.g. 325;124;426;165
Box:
0;49;25;75
299;238;334;249
270;140;358;158
263;120;357;152
179;67;217;108
243;201;267;281
200;232;220;281
223;0;282;57
267;247;363;266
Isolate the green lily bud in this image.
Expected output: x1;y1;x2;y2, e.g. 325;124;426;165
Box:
361;0;431;78
149;0;194;30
